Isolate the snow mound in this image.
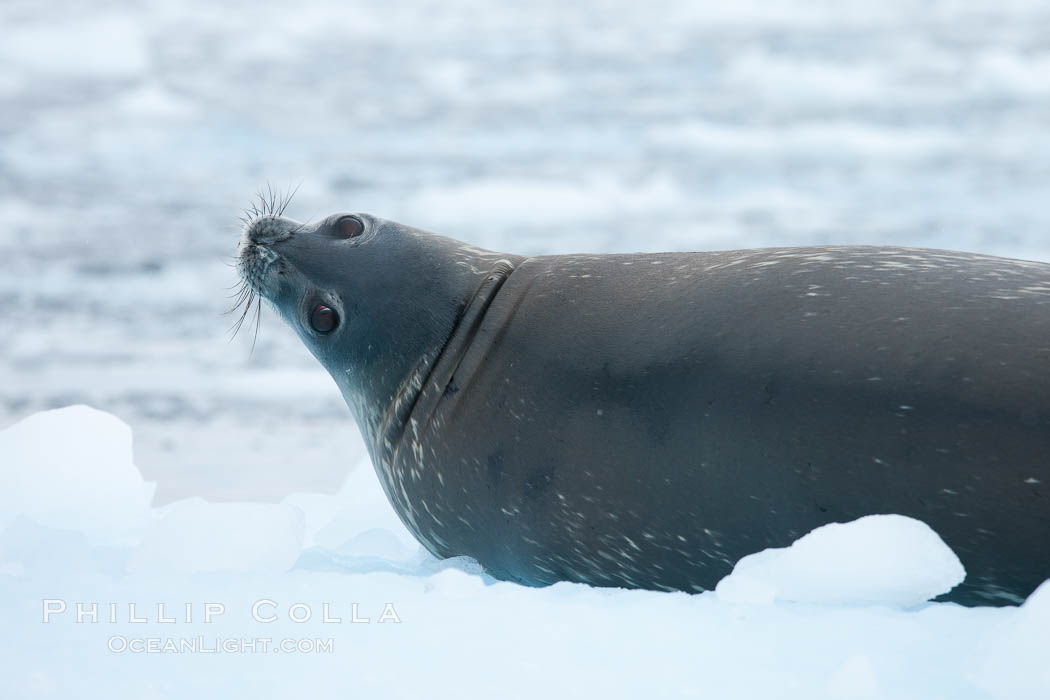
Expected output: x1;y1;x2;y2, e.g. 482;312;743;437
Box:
128;498;304;574
0;405;155;543
715;514;965;607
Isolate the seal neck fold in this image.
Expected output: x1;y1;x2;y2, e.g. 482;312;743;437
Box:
374;258;519;470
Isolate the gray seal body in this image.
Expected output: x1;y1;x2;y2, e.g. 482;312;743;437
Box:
238;211;1050;606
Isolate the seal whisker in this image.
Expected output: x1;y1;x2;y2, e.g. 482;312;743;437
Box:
240;182;300;232
277;181;301;217
227;286;257;339
225;283;252;299
223;270;251;287
224;284;252;313
250;295;263;355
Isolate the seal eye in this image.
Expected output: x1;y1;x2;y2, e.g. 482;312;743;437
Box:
336;216;364;239
310;304;338;333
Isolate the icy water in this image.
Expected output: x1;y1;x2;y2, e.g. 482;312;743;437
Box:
3;0;1050;502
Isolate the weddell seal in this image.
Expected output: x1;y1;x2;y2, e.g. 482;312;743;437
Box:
235;200;1050;606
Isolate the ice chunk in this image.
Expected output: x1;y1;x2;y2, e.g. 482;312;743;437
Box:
715;514;964;607
0;405;154;543
128;498;304;574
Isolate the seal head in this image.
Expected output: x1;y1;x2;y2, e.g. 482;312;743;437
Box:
237;212;519;458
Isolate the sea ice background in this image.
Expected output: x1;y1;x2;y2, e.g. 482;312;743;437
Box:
2;0;1049;697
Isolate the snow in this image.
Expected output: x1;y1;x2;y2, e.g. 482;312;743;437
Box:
1;406;1047;699
716;515;965;608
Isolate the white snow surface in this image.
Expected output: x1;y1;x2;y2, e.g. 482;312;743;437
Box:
1;406;1047;700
